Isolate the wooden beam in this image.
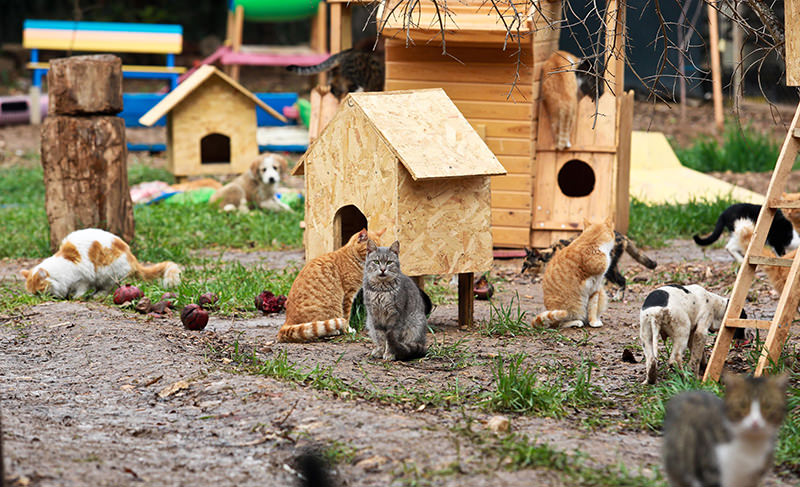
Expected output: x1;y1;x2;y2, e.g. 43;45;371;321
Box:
707;4;724;130
786;0;799;86
458;272;474;328
725;318;772;330
749;255;794;267
230;5;244;82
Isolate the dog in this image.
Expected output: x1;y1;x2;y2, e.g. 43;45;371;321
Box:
209;153;292;212
639;284;744;384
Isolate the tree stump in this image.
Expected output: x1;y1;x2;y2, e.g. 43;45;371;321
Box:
41;55;133;251
48;55;123;115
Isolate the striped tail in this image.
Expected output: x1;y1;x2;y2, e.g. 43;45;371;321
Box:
133;261;181;288
286;51;347;75
277;317;351;343
622;237;657;270
531;309;569;328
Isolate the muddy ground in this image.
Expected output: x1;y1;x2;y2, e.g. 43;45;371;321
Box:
2;240;799;486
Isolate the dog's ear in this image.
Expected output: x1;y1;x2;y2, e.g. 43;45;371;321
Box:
250;156;263;177
274;154;289;176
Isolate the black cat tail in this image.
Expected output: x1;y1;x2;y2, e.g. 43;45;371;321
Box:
693;215;727;246
287;51;347;75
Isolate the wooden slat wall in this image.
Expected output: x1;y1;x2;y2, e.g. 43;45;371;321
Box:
385;39;535;247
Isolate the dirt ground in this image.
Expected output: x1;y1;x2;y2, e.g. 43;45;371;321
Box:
2;100;800;485
2;240;799;486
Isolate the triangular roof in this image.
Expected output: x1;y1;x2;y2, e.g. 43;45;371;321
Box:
294;89;506;181
139;65;286;126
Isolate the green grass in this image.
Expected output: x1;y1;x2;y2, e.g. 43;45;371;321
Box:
0;164;305;260
628;195;737;248
480;292;531;337
127;162;175;186
673;124;793;174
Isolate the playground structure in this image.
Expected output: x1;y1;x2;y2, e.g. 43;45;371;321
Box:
138;65;286;179
22;19;186;124
374;0;632;249
293;89;506;327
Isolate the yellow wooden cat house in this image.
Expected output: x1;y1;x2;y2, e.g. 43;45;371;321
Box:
377;0;633;248
293;88;507;326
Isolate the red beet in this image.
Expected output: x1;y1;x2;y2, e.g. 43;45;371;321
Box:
113;284;143;305
255;290;287;314
197;292;219;309
160;292;178;308
181;304;209;330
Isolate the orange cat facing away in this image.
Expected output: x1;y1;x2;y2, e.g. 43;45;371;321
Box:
531;218;616;328
541;50;595;151
277;228;385;342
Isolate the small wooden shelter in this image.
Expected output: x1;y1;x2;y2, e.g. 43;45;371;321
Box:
139;65;284;178
293;88;507;326
379;0;633;248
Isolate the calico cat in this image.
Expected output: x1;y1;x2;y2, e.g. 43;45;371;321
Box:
734;219;799;294
540;51;597;151
663;373;788;487
278;228;385;343
522;231;657;293
693;203;800;258
362;240;427;361
19;228;180;299
287;38;384;98
531;218;615;328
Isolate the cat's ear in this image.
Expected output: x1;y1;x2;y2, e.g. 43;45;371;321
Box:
771;372;790;391
722;372;745;389
20;269;30;279
357;229;369;242
36;268;48;279
366;239;378;253
389;240;400;255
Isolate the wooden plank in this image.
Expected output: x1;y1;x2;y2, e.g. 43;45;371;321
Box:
386;61;533;84
768;198;800;209
531;220;583;231
385;79;533;102
496;155;531;173
492;208;530;227
484;137;531;156
491;190;531;209
726;319;772;330
615;91;634;233
330;3;343;53
468;119;532;138
756;249;800;375
492;226;530;247
230;5;244;81
452;100;532;121
750;255;794;267
490;174;532;192
458;272;475;328
794;127;800;139
706;4;724;128
385;40;533;64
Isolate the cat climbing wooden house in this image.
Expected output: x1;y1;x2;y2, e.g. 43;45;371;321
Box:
139;65;285;178
378;0;633;248
293;88;506;326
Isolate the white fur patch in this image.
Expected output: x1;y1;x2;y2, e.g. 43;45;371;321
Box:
716;400;777;487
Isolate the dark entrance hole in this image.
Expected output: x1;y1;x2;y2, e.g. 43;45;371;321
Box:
557;159;595;197
200;133;231;164
334;205;368;248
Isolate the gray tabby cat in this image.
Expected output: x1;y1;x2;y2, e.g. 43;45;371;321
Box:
663;373;788;487
362;240;427;361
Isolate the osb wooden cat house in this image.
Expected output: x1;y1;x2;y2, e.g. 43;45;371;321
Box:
378;0;633;248
139;65;284;178
293;88;507;326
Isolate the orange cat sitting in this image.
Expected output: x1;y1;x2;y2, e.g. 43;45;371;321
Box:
531;218;616;328
277;228;385;342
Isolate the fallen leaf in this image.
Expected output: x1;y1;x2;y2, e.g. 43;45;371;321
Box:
158;380;189;398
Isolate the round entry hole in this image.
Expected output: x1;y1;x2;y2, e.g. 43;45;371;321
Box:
557;159;595;197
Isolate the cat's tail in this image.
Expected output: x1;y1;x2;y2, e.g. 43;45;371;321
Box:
277;318;352;343
531;309;569;328
692;214;727;246
133;260;181;288
623;237;657;269
394;343;427;361
287;51;347;75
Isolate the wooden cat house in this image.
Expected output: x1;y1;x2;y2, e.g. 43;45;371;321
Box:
139;65;285;178
293;88;507;326
379;0;633;248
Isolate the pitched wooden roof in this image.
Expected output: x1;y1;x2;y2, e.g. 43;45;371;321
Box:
139;65;285;126
295;89;506;181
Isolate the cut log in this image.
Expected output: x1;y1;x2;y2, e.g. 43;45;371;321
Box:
41;115;134;250
48;55;123;115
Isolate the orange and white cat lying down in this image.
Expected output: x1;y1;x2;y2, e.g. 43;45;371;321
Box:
20;228;181;298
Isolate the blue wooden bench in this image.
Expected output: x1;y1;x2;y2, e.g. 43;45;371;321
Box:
23;19;185;91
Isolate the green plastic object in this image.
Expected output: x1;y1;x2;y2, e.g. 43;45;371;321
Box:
296;98;311;128
233;0;320;22
164;188;217;205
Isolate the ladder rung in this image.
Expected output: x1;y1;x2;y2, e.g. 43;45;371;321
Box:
770;199;800;209
725;318;772;330
749;255;794;267
793;127;800;139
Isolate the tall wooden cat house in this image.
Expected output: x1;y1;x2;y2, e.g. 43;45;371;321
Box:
139;65;285;178
293;89;507;326
379;0;633;248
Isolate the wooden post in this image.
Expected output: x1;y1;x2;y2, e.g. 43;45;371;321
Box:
458;272;474;328
707;4;724;130
732;2;744;113
787;0;799;86
310;1;328;86
604;0;626;96
30;86;42;125
41;55;134;251
231;5;245;81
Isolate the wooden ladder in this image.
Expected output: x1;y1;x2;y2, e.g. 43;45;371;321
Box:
704;101;800;381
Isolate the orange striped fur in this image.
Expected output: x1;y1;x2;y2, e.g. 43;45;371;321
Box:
531;310;569;328
278;227;386;343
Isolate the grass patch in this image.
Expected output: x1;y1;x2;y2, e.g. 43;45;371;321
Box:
423;276;456;305
628;195;737;248
426;336;477;369
127;162;175;186
0;281;50;315
480;292;531;337
673;123;793;174
634;367;723;432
